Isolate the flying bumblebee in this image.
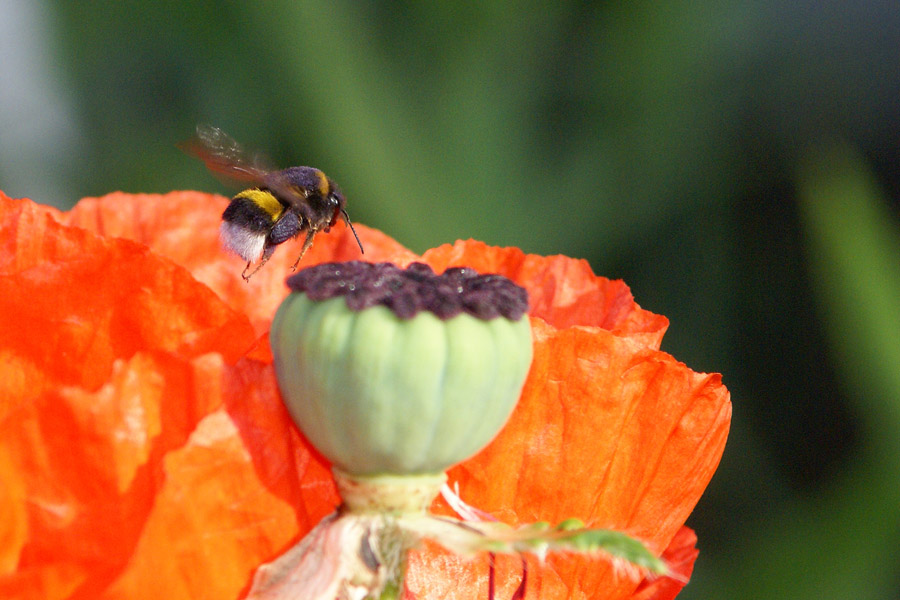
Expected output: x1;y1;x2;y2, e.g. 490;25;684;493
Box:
180;124;363;280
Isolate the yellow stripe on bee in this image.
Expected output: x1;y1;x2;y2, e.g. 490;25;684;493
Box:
314;170;330;197
235;189;284;219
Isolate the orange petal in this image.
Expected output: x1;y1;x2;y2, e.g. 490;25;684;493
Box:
64;192;418;333
409;318;730;599
0;350;335;600
0;193;278;598
0;191;730;600
422;240;669;348
0;195;257;419
0;443;27;576
630;527;699;600
0;353;221;599
104;357;336;600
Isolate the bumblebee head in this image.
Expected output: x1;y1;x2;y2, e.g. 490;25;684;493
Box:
264;166;345;227
324;181;346;226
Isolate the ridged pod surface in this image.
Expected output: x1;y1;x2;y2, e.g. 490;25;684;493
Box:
271;292;533;476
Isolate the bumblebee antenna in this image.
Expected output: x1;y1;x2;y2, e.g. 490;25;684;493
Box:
342;209;365;254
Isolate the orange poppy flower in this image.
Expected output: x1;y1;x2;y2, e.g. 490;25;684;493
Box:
0;189;730;600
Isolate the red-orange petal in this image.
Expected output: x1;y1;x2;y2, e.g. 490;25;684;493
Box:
0;191;730;600
0;193;257;420
405;317;730;600
63;191;418;333
100;356;335;600
630;527;699;600
422;240;669;348
0;345;335;599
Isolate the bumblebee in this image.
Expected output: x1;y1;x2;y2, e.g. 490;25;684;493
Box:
181;124;363;280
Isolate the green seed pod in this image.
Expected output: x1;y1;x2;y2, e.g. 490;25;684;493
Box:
270;261;533;476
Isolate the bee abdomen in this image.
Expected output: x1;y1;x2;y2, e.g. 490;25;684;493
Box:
220;190;285;261
229;190;284;221
220;220;266;262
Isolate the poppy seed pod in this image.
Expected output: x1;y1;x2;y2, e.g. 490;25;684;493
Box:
270;262;533;477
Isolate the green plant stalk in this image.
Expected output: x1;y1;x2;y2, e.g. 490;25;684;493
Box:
691;144;900;600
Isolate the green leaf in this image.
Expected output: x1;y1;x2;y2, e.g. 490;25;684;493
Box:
798;144;900;442
409;515;669;576
700;144;900;600
551;528;669;574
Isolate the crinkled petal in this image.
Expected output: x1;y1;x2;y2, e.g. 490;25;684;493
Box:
630;527;699;600
103;359;335;600
63;191;417;333
0;193;257;420
408;318;729;599
0;350;333;600
0;193;321;598
422;240;669;348
0;191;730;600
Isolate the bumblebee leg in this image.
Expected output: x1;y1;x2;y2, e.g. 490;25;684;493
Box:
269;211;300;245
242;247;275;281
241;261;253;280
290;229;318;270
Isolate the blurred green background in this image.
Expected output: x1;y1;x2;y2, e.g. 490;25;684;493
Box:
2;1;899;598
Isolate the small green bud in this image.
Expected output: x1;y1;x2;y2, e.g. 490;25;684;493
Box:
270;262;533;477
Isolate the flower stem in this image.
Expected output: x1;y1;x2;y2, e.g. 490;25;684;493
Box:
333;469;447;515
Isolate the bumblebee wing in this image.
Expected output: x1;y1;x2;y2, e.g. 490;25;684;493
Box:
179;124;272;186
